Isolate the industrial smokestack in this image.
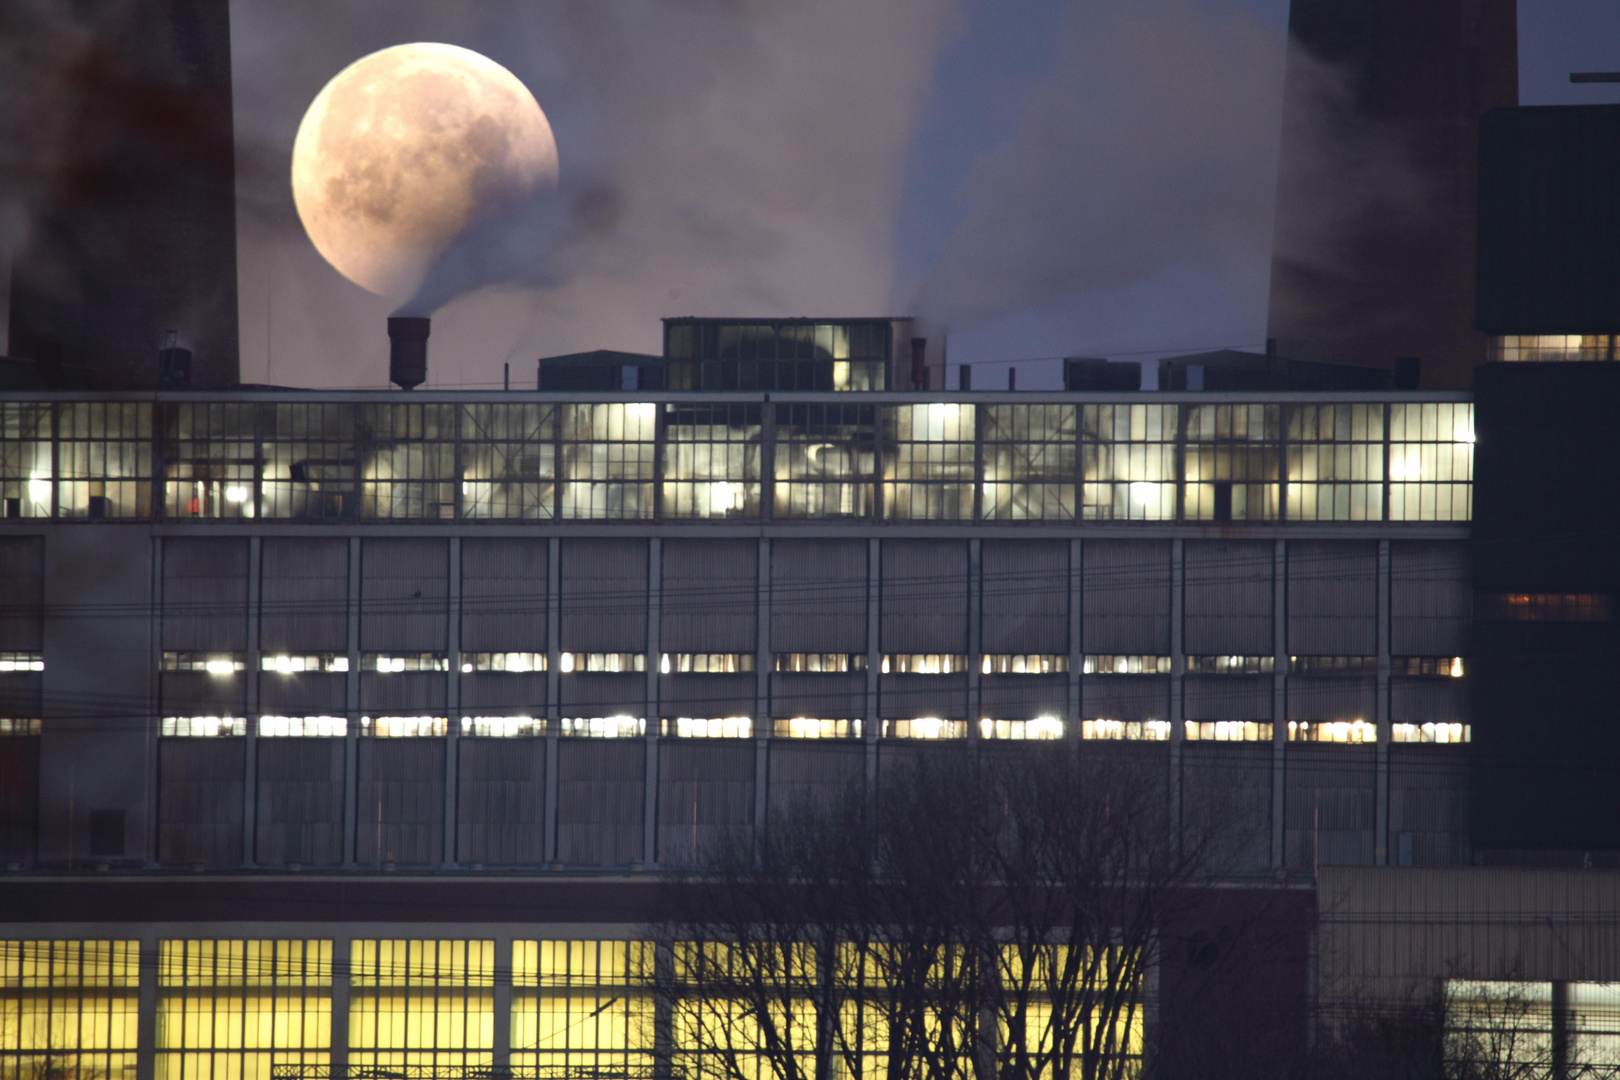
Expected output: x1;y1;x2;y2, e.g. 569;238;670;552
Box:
387;317;431;390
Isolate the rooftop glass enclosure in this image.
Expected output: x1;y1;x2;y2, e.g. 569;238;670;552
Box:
0;395;1473;524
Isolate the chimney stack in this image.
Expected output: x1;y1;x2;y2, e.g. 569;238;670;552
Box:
388;317;430;390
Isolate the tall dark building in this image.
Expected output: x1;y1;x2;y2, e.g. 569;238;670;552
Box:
1267;0;1518;389
6;0;239;387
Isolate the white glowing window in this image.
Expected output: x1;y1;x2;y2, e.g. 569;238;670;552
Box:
1393;656;1465;678
162;652;246;675
981;654;1068;675
1287;720;1375;744
1080;719;1169;741
1083;655;1171;675
666;716;752;738
0;652;43;673
462;652;546;673
364;653;448;674
1392;722;1470;744
0;718;42;735
883;717;966;739
261;653;348;674
558;653;645;674
360;715;448;737
163;716;246;737
774;654;867;673
773;718;861;739
1185;655;1274;675
460;716;545;737
559;715;645;738
980;716;1064;740
1184;721;1273;742
881;654;969;675
660;653;755;675
258;715;347;737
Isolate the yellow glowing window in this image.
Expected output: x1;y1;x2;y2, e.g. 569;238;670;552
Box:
512;942;654;1075
0;940;140;1080
348;941;495;1071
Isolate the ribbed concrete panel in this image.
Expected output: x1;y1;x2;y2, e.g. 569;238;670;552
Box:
157;738;244;867
1082;676;1170;721
1182;744;1271;873
1287;541;1377;655
1391;678;1467;724
255;738;344;867
1184;676;1273;720
461;538;547;651
769;674;866;720
0;674;42;724
877;743;968;798
0;737;38;866
658;674;754;720
457;738;546;866
163;537;248;651
0;537;43;651
881;540;968;652
1184;541;1273;655
360;673;446;715
1286;677;1376;722
356;738;446;866
261;538;347;653
560;674;644;717
1077;743;1171;795
979;676;1067;721
1284;746;1376;868
771;540;867;652
160;672;246;718
1082;540;1170;653
663;539;756;652
880;675;968;720
658;741;755;867
361;539;448;651
1389;746;1469;866
1390;541;1470;655
981;541;1068;653
259;672;346;716
460;674;547;714
560;538;646;651
768;742;863;820
556;740;644;866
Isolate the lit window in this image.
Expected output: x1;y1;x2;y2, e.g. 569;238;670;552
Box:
1392;722;1470;744
660;653;755;675
1489;334;1615;362
0;718;41;736
1393;656;1465;677
662;403;762;520
980;716;1065;740
460;716;544;737
459;402;557;521
774;653;866;673
1288;720;1375;743
0;652;43;673
1083;655;1171;675
0;940;140;1080
1477;593;1611;622
1183;404;1281;522
258;715;347;737
1388;402;1473;522
461;652;546;673
664;717;752;738
360;716;447;737
981;404;1076;522
1081;719;1170;741
1185;655;1274;675
349;940;495;1074
1081;403;1177;521
883;403;976;521
1184;721;1273;742
772;402;878;519
261;653;348;673
512;941;654;1078
559;403;657;521
774;718;861;738
357;403;458;521
1290;656;1376;675
162;716;245;737
1286;403;1384;523
559;716;645;738
881;654;969;674
884;717;966;739
981;654;1068;675
157;939;331;1078
559;653;645;674
162;651;245;675
364;653;448;673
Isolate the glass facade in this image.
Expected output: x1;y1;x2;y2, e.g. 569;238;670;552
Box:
348;940;494;1073
0;940;139;1080
512;940;653;1077
0;396;1472;524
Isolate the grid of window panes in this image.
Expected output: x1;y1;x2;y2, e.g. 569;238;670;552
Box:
511;941;653;1077
664;321;889;392
163;403;258;520
1387;402;1472;522
559;404;657;520
884;403;975;520
56;403;152;518
459;404;556;520
358;404;457;520
156;940;330;1080
1183;403;1279;521
1489;334;1616;362
773;403;877;519
0;940;140;1080
1286;404;1384;521
1081;404;1177;521
261;404;355;520
348;940;494;1073
672;942;816;1080
0;403;52;519
663;404;762;519
981;404;1075;521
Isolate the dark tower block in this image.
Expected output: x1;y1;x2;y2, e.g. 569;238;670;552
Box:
7;0;239;388
1267;0;1517;390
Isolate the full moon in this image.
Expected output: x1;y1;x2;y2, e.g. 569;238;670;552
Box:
291;43;558;298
